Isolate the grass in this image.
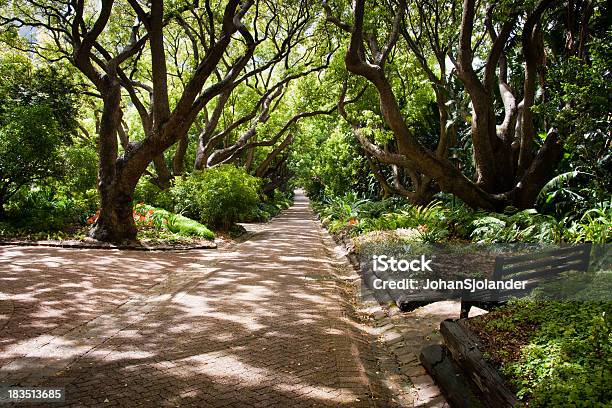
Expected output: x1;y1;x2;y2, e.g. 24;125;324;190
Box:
134;204;214;239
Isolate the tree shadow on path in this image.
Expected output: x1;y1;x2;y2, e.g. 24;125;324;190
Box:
0;194;398;407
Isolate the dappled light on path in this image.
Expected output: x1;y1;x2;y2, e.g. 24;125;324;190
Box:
0;193;395;407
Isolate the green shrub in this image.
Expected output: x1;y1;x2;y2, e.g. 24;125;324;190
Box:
474;300;612;407
134;176;174;210
448;208;479;238
314;193;611;244
244;190;294;222
61;142;98;195
318;192;369;222
470;209;561;244
5;186;95;232
314;194;451;242
0;56;79;215
171;165;261;229
564;201;611;244
468;205;611;244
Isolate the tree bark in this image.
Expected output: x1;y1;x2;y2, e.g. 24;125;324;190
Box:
255;134;293;178
513;129;563;208
153;154;172;189
367;157;392;199
172;134;188;176
90;181;138;243
88;79;139;242
244;145;255;172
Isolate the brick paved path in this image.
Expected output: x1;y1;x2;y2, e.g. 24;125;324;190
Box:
0;193;397;407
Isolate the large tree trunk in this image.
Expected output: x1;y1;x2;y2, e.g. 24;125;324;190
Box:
468;98;501;191
89;181;138;243
88;80;139;243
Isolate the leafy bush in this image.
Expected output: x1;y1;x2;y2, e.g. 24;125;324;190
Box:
5;186;95;232
534;38;611;213
0;105;64;214
0;56;78;215
314;192;610;244
469;205;611;244
564;201;611;244
61;142;98;195
314;194;451;242
171;165;261;229
356;199;399;218
447;203;481;238
134;176;174;210
314;193;377;235
470;209;561;244
356;212;411;233
536;170;602;219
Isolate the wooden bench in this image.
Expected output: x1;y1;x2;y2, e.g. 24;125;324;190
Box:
460;243;592;318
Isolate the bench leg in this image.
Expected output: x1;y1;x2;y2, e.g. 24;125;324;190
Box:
460;300;472;319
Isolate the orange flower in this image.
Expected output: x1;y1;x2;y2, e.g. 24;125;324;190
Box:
348;218;358;225
86;209;100;225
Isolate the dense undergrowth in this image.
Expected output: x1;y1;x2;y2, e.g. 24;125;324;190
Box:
312;192;611;244
469;300;611;407
0;164;293;241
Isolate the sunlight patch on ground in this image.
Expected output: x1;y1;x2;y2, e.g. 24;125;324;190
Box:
176;351;358;404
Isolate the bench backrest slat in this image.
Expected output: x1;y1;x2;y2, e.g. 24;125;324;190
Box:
501;254;588;277
496;244;590;264
494;243;592;280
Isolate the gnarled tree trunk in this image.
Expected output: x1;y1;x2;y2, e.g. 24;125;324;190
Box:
329;0;563;210
88;79;139;242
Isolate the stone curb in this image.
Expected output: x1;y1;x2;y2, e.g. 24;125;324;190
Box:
323;226;448;408
0;239;217;251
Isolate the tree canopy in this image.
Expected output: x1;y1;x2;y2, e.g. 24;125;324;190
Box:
0;0;609;243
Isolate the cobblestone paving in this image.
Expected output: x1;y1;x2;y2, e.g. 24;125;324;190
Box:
0;193;399;407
